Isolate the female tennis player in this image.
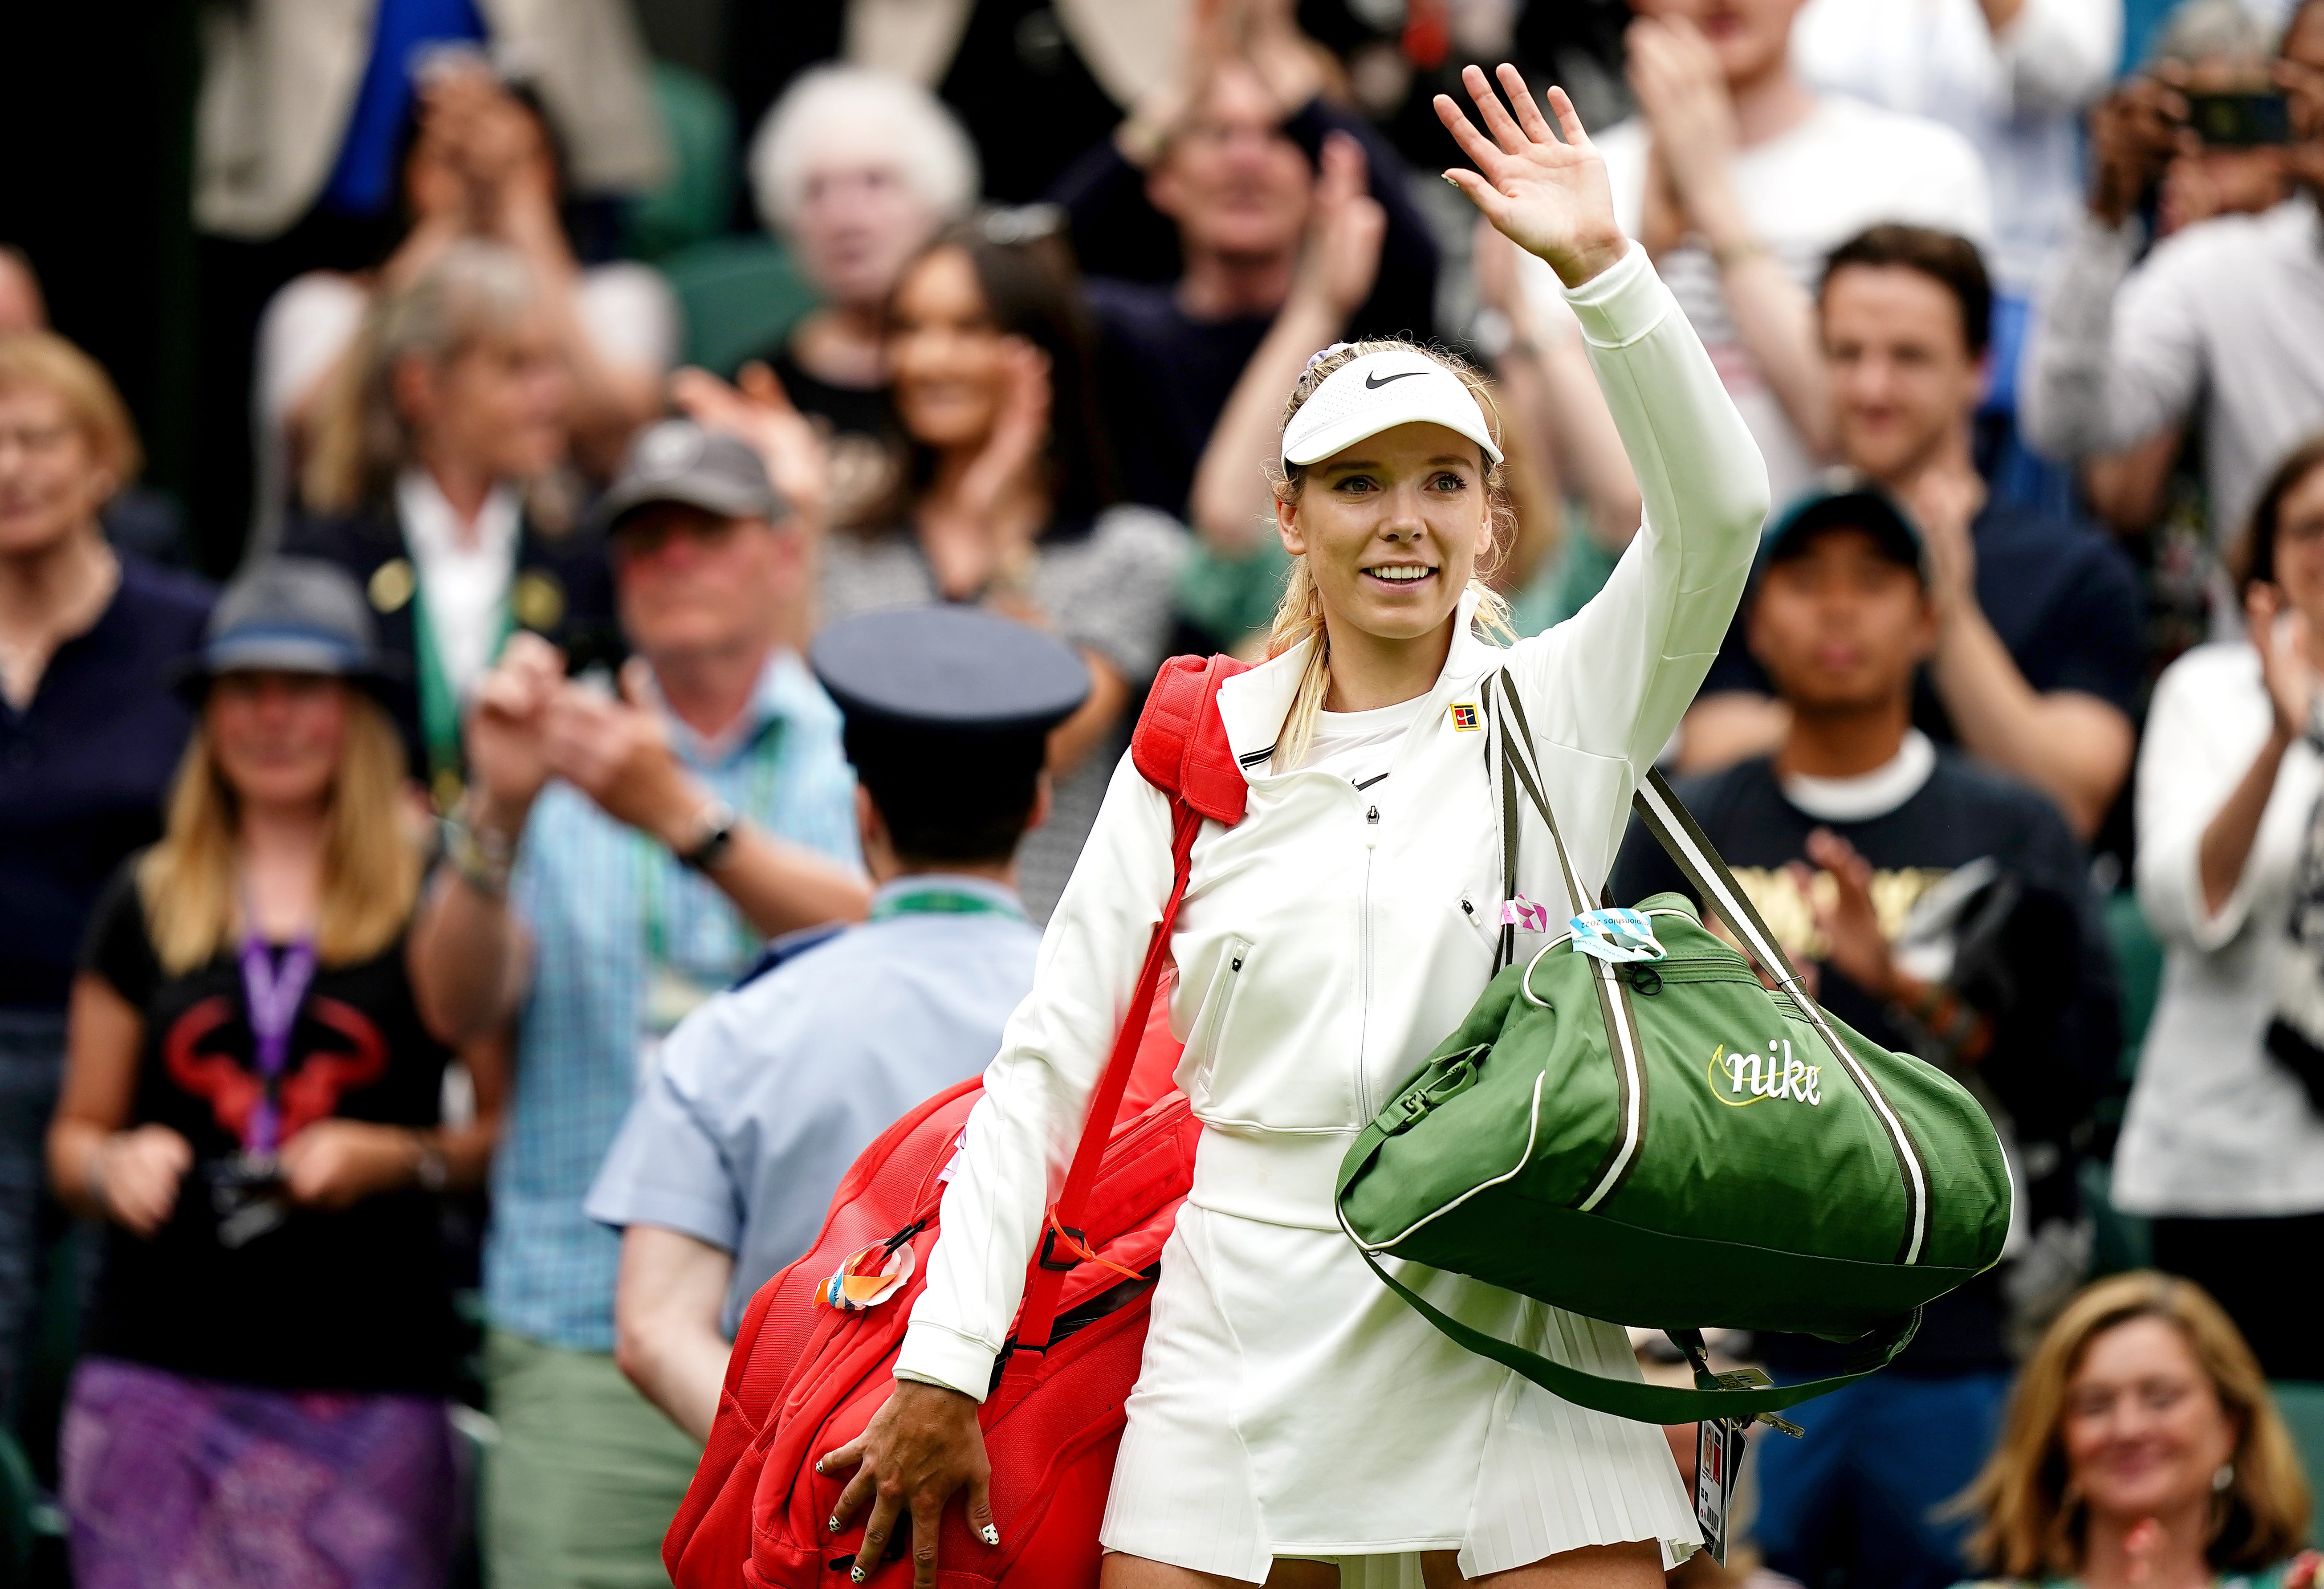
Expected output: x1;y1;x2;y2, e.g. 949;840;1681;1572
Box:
822;63;1773;1589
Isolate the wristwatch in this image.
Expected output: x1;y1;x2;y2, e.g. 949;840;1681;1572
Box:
679;799;741;873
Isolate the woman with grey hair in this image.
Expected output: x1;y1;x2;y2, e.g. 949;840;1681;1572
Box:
282;240;619;812
746;66;979;524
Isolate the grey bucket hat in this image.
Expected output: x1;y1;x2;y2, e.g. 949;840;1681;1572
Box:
170;557;412;709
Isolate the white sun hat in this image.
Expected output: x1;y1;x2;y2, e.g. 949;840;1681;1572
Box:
1279;347;1503;471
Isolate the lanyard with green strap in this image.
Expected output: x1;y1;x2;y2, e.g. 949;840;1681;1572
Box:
868;887;1026;923
410;580;514;811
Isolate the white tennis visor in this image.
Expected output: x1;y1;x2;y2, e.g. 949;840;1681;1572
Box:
1279;349;1503;471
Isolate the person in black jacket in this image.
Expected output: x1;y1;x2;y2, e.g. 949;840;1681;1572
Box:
1612;481;2120;1589
281;240;617;811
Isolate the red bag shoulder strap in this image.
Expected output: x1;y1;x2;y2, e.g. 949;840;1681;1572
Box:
1008;654;1248;1369
1131;653;1251;826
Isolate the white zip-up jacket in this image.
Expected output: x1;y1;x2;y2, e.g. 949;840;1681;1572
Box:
897;244;1771;1399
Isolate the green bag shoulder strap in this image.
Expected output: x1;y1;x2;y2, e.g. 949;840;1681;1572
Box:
1349;1235;1920;1423
1331;670;1929;1424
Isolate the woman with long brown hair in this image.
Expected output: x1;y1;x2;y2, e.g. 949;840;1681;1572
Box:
1956;1271;2316;1589
47;558;505;1587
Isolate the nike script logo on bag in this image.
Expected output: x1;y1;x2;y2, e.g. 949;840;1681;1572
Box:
1709;1040;1822;1106
1364;370;1425;389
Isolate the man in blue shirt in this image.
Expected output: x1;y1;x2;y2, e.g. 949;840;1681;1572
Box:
585;606;1087;1442
411;421;867;1589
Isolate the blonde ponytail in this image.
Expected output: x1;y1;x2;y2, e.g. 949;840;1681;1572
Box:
1264;339;1517;770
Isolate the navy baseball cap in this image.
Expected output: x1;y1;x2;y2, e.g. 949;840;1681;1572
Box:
1754;470;1929;586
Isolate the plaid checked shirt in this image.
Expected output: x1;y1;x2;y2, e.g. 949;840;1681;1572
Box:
484;650;862;1350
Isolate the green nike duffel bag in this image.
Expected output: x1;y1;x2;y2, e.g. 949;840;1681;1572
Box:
1334;674;2013;1427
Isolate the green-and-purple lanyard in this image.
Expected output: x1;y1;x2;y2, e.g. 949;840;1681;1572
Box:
237;931;317;1155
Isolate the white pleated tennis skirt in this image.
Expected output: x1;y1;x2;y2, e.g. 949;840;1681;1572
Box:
1098;1198;1701;1584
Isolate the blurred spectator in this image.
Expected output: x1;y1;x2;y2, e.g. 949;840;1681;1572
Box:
745;66;978;526
410;420;867;1588
1682;228;2144;841
1793;0;2120;306
1613;480;2116;1589
283;241;621;812
193;0;667;564
1789;0;2118;515
2021;0;2324;587
727;0;1186;203
2076;0;2291;583
0;333;210;1426
0;247;43;334
0;253;195;569
1058;12;1440;524
693;222;1185;921
1522;0;1993;507
2150;0;2295;237
256;58;677;546
2117;438;2324;1380
1954;1271;2315;1589
586;607;1075;1441
48;558;502;1587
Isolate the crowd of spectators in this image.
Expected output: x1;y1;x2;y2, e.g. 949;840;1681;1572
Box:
9;0;2324;1583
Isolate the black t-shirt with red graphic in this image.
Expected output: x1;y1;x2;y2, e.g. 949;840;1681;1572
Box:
78;860;459;1395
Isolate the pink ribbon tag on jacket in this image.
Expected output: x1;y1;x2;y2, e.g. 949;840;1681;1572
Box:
1498;896;1551;933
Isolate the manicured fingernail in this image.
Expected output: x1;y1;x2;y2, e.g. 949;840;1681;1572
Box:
850;1568;866;1585
828;1515;841;1534
981;1524;1001;1547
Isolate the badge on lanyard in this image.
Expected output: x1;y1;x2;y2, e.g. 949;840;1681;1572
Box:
212;932;318;1248
1694;1414;1746;1566
636;961;721;1089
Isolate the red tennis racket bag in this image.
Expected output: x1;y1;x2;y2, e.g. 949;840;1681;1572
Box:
663;653;1250;1589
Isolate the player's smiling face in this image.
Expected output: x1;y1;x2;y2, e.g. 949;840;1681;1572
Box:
1279;420;1493;644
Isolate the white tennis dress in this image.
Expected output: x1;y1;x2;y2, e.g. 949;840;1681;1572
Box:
894;243;1771;1583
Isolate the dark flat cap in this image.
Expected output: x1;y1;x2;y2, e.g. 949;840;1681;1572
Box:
811;607;1090;742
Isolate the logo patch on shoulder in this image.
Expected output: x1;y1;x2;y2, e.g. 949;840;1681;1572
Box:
1449;702;1480;732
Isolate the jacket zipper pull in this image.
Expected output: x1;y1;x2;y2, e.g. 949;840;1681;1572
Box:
1366;805;1380;826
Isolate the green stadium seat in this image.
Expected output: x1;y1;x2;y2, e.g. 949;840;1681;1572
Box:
626;62;738;262
2270;1380;2324;1541
2104;890;2165;1080
659;236;821;377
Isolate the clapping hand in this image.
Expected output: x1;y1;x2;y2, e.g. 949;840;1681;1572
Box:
1435;64;1628;289
2249;582;2317;746
1291;131;1387;323
1626;16;1743;248
464;632;565;835
671;362;832;533
1791;829;1900;1005
541;658;710;852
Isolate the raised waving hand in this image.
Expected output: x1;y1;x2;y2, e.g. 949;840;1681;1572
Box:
1435;63;1627;289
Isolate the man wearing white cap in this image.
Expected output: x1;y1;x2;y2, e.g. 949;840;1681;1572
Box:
819;64;1772;1589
